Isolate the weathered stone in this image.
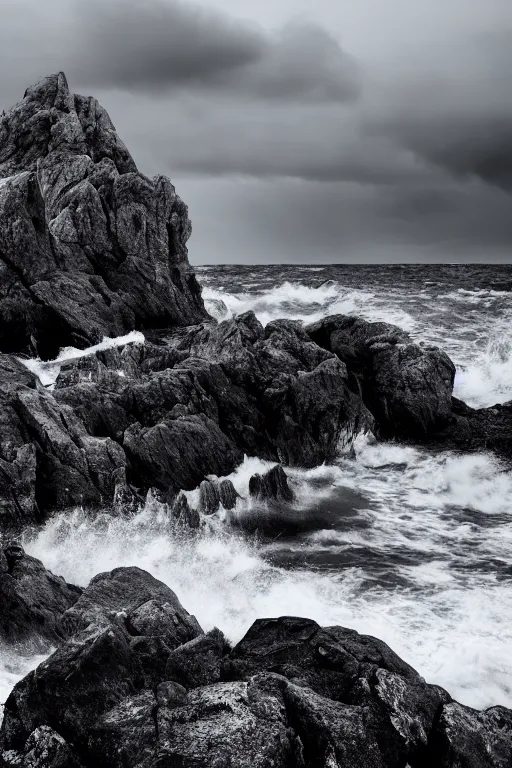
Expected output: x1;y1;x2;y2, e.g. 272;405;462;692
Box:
219;478;239;510
0;547;81;648
165;628;226;688
249;465;294;503
0;73;207;359
198;479;220;515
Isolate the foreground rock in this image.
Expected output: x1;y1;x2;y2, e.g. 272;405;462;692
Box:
0;72;206;359
1;565;510;768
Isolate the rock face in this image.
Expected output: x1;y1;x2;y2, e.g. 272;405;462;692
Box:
307;315;456;440
0;542;81;649
1;73;511;533
1;565;510;768
0;312;367;529
0;72;207;358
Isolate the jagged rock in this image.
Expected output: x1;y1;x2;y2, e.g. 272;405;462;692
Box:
198;478;220;515
155;677;298;768
170;492;200;529
0;726;84;768
1;568;203;754
87;691;156;768
249;465;294;503
124;415;243;495
165;628;226;688
2;567;511;768
0;546;82;648
307;314;456;440
0;73;207;358
61;566;202;638
428;702;512;767
219;478;239;510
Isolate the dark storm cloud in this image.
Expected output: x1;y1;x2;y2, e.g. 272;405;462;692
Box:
372;27;512;193
0;0;359;107
75;2;360;103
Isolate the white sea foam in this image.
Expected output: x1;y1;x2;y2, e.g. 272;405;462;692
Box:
7;440;509;712
18;331;145;388
203;282;417;330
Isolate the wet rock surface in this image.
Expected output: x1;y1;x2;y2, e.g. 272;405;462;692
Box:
1;565;510;768
0;542;81;649
249;464;295;503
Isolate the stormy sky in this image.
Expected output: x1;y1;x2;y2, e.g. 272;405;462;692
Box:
0;0;511;263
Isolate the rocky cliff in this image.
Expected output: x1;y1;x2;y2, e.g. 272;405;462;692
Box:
0;72;206;359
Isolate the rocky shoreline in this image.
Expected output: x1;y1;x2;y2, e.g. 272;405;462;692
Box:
1;546;511;768
0;73;511;766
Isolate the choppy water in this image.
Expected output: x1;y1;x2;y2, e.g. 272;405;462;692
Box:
2;264;512;715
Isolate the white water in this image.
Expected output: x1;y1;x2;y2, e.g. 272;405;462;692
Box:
18;331;145;387
2;271;512;717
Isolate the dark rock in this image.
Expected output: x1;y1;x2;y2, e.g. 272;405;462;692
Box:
0;73;207;359
2;542;25;571
249;464;294;503
170;492;200;529
124;415;243;495
156;681;188;708
307;314;456;440
0;548;81;648
1;623;142;751
0;726;84;768
61;566;202;638
219;478;239;510
198;478;220;515
87;691;156;768
165;628;226;688
428;702;512;767
155;677;297;767
2;568;511;768
127;596;202;651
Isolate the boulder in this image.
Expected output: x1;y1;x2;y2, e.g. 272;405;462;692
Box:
219;478;239;510
2;568;511;768
170;492;200;529
165;628;226;688
198;478;220;515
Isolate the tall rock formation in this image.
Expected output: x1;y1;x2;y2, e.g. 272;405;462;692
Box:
0;72;207;358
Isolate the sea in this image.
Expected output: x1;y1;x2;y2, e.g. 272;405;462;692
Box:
1;263;512;716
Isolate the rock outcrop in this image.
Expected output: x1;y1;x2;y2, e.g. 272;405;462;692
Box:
1;73;511;534
249;464;295;503
1;564;510;768
0;312;367;529
0;73;207;359
307;315;456;440
0;543;81;649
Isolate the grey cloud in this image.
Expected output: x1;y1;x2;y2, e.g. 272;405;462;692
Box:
176;176;512;264
369;26;512;193
0;0;359;107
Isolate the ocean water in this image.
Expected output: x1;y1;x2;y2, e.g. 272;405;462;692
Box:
2;264;512;716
